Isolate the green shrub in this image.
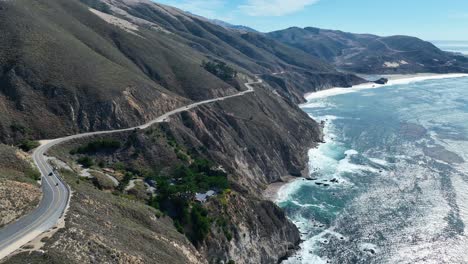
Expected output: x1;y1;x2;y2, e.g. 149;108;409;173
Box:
154;210;163;219
113;162;126;171
18;139;40;152
25;168;41;181
176;151;189;161
71;139;121;154
117;172;134;191
77;156;94;168
174;220;184;234
190;204;210;244
202;60;237;82
10;123;30;135
217;217;233;241
225;230;233;241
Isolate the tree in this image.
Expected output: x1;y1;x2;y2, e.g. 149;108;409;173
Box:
77;156;94;168
18;139;40;152
202;60;237;82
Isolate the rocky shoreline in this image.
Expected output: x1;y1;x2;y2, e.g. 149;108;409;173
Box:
267;72;468;263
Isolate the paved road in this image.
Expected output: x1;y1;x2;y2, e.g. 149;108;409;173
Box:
0;78;261;259
376;38;418;54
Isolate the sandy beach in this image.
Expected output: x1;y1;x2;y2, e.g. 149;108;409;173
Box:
263;175;299;201
303;73;468;100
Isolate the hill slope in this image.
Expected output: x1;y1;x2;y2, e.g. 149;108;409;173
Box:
268;27;468;74
0;0;363;144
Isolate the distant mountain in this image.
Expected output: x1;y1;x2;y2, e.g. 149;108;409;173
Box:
268;27;468;74
210;19;259;33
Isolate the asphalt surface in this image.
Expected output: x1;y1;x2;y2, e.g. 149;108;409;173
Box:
0;78;261;259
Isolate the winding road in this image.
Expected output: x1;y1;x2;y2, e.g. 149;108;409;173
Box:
0;78;262;260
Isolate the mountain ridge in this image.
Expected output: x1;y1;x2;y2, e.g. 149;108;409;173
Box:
267;26;468;74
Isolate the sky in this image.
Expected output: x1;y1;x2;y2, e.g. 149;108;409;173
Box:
155;0;468;41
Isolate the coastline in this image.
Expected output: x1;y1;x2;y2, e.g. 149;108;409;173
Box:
303;73;468;100
265;72;468;263
263;175;299;201
266;73;468;204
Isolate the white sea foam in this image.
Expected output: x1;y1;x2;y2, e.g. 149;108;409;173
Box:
304;73;468;100
283;74;468;263
337;154;379;174
291;200;328;210
276;178;303;203
300;100;332;109
344;149;358;156
369;158;388;166
284;224;350;264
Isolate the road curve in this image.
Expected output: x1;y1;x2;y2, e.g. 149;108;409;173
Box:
0;78;261;259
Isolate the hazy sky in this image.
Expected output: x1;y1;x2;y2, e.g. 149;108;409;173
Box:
155;0;468;41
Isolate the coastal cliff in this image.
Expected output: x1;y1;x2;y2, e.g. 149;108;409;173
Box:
159;86;321;262
7;83;321;264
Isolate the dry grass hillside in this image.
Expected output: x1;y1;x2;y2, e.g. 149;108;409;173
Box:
0;145;41;227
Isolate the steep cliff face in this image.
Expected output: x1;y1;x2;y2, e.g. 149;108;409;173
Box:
28;82;319;264
261;71;364;104
163;86;322;191
160;86;320;262
203;194;300;264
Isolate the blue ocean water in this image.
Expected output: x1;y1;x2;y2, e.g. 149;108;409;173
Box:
279;76;468;263
433;41;468;55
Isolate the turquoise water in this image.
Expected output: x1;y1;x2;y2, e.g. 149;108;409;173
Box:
279;76;468;263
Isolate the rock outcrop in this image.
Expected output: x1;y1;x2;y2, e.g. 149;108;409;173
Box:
374;78;389;85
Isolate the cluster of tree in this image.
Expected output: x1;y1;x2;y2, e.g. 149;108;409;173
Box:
148;158;229;245
202;60;238;82
18;139;40;152
77;156;94;168
70;139;121;154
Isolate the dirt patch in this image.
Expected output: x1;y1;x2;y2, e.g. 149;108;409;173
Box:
0;180;42;227
89;8;139;35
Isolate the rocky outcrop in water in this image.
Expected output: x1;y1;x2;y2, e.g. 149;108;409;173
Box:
374;78;389;85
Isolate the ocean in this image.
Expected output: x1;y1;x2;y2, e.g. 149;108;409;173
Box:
433;41;468;55
278;75;468;263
